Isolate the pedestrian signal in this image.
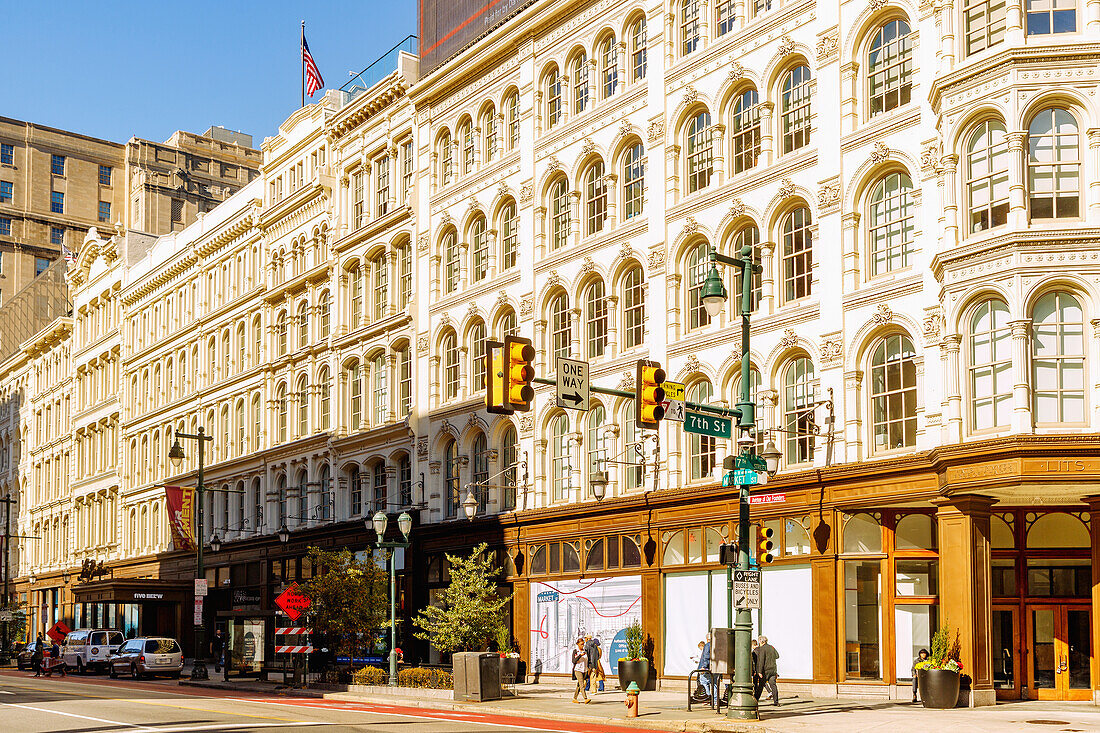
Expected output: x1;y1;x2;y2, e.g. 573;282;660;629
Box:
718;542;739;565
757;525;775;564
636;360;666;429
505;336;535;412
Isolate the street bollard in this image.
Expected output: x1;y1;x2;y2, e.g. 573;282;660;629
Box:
625;681;640;718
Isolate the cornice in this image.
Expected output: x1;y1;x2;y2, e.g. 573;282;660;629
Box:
330;75;409;138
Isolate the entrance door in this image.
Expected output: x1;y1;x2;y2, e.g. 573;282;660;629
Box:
991;606;1019;699
1028;606;1092;700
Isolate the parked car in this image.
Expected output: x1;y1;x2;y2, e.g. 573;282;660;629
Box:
61;629;125;674
109;637;184;679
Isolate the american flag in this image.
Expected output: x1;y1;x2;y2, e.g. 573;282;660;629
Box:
62;244;76;264
302;33;324;98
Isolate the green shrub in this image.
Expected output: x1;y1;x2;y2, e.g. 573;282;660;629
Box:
398;666;453;689
351;666;387;686
625;620;645;660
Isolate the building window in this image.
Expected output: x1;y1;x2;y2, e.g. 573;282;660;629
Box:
401;140;413;204
499;308;518;338
348;361;362;429
585;161;607;235
444;441;459;518
51;154;64;176
716;0;736;34
681;0;701;55
869;172;914;276
687;241;712;330
781;207;812;302
500;425;518;510
442;331;459;399
171;198;184;223
547;69;563;128
372;463;387;513
376;155;390;217
442;230;459;293
349;263;363;329
0;181;11;203
460;120;474;175
372;253;388;321
569;53;588;115
0;144;12;165
50;191;64;214
623;265;645;349
550;178;570;250
783;357;816;463
868;20;913;117
688;381;716;479
1032;291;1085;424
276;311;288;355
398;345;412;416
550;413;570;502
471;321;487;392
319;368;331;430
630;18;647;81
319;290;331;337
969;299;1011;430
686;111;713;193
600;37;618;98
99;165;112;186
471;216;488;282
276;384;288;441
967;120;1009;233
731;88;761;174
622;143;644;219
782;66;812;153
506;93;520;149
472;434;490;513
871;334;917;451
398;241;412;305
1028;108;1080;220
585;279;607;358
439;132;453;185
1027;0;1075;33
50;227;64;246
500;202;518;270
297;302;309;349
372;354;387;425
98;201;111;222
732;226;762;313
550;293;570;360
587;405;607;484
754;0;772;16
965;0;1007;54
297;378;309;436
484;111;497;164
35;256;50;275
398;454;412;506
0;218;10;236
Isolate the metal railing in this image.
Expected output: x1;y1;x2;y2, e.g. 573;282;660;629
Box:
341;35;418;103
0;258;71;364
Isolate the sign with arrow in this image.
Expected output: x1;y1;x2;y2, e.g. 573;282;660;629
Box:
556;357;590;412
732;569;761;609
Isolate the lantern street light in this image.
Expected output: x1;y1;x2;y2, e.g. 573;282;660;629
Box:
461;491;478;521
277;524;291;544
589;470;608;502
372;510;413;687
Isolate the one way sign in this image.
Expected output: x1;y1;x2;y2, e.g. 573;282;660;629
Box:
556;357;590;412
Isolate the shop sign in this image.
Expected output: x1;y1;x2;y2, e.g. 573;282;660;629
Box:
275;582;312;622
133;592;164;600
232;590;261;607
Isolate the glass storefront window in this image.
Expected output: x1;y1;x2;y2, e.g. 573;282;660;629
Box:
529;545;546;575
843;514;882;553
122;604;140;639
687;529;703;564
1026;558;1091;597
895;514;935;550
784;518;812;555
622;535;642;568
563;542;580;573
662;530;685;565
705;527;724;562
992;558;1016;596
895;559;938;596
844;560;882;680
894;604;937;681
991;609;1015;690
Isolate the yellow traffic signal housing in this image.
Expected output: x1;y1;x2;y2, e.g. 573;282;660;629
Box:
486;340;511;414
757;525;775;564
504;335;535;412
636;360;666;429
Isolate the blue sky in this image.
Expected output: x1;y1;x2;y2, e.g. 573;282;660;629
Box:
5;1;416;146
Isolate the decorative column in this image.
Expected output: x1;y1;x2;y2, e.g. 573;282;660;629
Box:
386;352;398;423
606;294;620;359
1090;0;1100;33
1006;0;1025;43
760;241;776;315
1006;132;1028;228
569;190;581;247
534;439;548;508
843;371;864;463
605;173;619;228
535;206;548;259
1010;319;1033;433
459;240;469;290
939;0;957;70
486;228;498;276
459;345;470;400
569;307;582;360
941;154;960;247
337;368;349;437
534;319;549;374
758;103;775;166
429;356;441;408
1088;129;1100;224
430;254;441;297
711;124;727;186
841;212;861;291
840;62;860;132
568;431;583;503
665;145;681;201
666;274;683;339
943;334;964;443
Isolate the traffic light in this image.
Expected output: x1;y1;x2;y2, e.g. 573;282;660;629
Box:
504;335;535;412
718;542;739;565
757;525;775;565
486;340;510;414
636;360;666;429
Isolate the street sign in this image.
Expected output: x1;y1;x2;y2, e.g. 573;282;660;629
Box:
736;453;768;472
193;597;204;626
556;357;590;411
731;468;759;485
661;381;685;422
684;410;732;439
194;578;208;597
732;568;761;609
275;581;312;622
749;492;786;505
0;610;12;622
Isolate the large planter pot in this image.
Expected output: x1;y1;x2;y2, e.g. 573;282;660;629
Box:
918;668;961;709
499;656;520;683
617;659;649;692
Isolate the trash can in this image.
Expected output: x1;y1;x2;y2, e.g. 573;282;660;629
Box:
452;651;501;701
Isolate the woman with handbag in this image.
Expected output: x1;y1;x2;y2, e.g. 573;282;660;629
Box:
570;637;590;703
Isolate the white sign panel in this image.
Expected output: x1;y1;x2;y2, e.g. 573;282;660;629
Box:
194;578;209;597
662;381;685;422
733;568;761;609
193;597;204;626
555;358;590;411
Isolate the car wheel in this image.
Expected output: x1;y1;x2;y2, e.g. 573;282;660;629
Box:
131;663;141;680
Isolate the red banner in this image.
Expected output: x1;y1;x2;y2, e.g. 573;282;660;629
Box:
165;485;196;551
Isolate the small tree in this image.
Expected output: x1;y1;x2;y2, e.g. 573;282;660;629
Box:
414;543;511;654
299;546;388;657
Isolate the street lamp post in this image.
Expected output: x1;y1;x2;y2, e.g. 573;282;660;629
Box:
169;426;215;682
370;510;412;687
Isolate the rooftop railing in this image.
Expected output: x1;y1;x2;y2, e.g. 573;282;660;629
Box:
341;35;418;103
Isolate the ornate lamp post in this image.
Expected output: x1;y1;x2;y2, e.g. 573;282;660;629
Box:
370;510;412;686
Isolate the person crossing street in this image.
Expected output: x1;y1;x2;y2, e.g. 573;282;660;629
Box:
754;636;780;706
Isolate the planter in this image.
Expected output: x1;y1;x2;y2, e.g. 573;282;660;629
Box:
918;668;961;709
617;659;649;692
499;656;521;683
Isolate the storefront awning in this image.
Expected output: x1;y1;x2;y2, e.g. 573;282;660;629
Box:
72;579;191;604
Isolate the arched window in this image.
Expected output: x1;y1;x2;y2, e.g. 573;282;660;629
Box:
585;279;607;358
500;424;518;511
717;0;736;33
443;440;459;517
1028;108;1080;220
296;301;309;349
470;216;488;282
442;331;459;399
396;240;412;306
371;354;387;425
252;395;261;451
600;36;618;98
1032;291;1085;423
546;68;562;128
398;453;413;506
585;161;607;235
681;0;701;55
276;382;288;442
276;473;287;527
318;367;331;430
686;111;713;193
348;361;362;429
438;130;453;185
587;404;607;488
318;290;331;337
472;434;490;512
629;17;647;80
550;177;570;250
688;381;716;479
969;299;1011;430
459;118;474;175
275;312;287;356
868;20;912;117
348;262;364;328
783;357;815;463
372;462;387;512
871;334;917;451
319;465;332;520
470;321;487;391
965;0;1006;55
297;376;309;436
687;241;712;330
732;88;761;174
505;92;520;149
1026;0;1076;34
869;172;914;276
498;308;518;338
781;207;812;302
482;105;497;163
623;143;645;219
781;66;812;153
966;120;1009;233
252;317;262;365
371;252;388;321
442;230;459;293
348;464;363;517
622;264;646;349
397;345;412;416
550;413;570;501
550;293;571;360
572;52;589;114
236;399;246;454
732;226;762;314
500;202;517;269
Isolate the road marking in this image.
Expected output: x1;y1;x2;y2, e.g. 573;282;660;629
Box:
100;724;322;733
129;697;316;723
2;702;158;731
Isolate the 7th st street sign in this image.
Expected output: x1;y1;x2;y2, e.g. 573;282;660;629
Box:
556;358;590;411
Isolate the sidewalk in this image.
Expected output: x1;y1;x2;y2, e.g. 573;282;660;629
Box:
180;677;1100;732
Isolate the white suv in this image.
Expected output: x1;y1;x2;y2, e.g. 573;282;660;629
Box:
62;629;125;674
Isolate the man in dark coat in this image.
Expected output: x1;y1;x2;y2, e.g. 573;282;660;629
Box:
754;636;780;706
31;638;44;677
211;628;225;673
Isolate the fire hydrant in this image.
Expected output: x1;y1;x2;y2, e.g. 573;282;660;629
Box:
625;681;640;718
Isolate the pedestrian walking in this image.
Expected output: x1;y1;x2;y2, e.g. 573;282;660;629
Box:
911;648;929;703
754;636;780;706
31;638;44;677
570;637;590;703
584;635;605;692
211;628;225;673
751;638;762;698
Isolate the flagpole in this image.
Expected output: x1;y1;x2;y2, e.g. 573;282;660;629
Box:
301;20;306;108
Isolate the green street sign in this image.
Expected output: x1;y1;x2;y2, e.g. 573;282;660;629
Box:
684;411;732;439
736;453;768;472
731;468;759;485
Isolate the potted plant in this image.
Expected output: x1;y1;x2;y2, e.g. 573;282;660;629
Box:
916;622;963;709
616;620;648;691
494;625;521;684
